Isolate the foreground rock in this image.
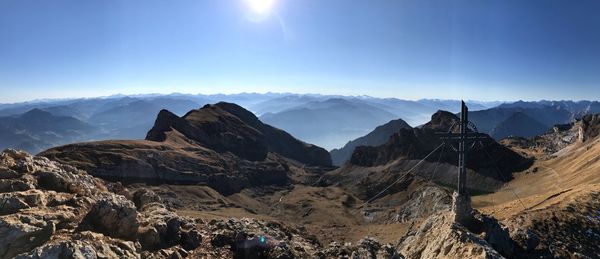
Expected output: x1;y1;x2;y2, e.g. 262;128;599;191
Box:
398;210;514;259
200;217;400;258
0;149;202;258
1;149;403;258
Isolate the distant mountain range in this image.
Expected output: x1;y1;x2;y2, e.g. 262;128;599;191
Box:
0;93;500;153
258;97;497;149
260;98;399;150
3;93;600;154
469;100;600;139
0;109;97;154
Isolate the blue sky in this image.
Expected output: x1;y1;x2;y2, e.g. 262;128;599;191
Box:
1;0;599;103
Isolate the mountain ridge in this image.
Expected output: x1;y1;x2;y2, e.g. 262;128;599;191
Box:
40;102;332;195
330;118;412;166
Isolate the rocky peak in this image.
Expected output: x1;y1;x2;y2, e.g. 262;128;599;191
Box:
579;113;600;142
20;108;53;120
146;104;269;161
422;110;459;131
146;109;187;142
212;102;262;128
144;102;331;165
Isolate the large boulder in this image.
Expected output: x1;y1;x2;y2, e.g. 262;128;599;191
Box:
82;195;140;240
136;189;202;251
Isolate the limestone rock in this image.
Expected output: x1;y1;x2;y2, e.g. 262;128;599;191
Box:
0;167;20;179
319;238;400;259
0;214;55;258
0;179;34;193
0;190;46;215
398;212;510;259
395;186;451;222
15;231;140;259
137;189;201;251
0;149;206;258
133;188;162;209
83;195;140;240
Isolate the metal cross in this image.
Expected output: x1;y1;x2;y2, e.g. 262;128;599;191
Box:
437;101;488;195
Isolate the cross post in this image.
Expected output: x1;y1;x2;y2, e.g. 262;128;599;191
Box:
436;101;488;224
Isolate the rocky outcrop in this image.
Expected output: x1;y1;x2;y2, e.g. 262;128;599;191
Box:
81;195;140;240
398;210;515;259
579;113;600;141
350;111;529;174
501;112;600;156
15;231;140;259
0;149;203;258
203;217;400;258
394;186;452;223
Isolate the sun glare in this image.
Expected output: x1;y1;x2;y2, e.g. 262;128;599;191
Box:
244;0;276;15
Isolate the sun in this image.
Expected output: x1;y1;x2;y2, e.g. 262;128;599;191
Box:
244;0;276;15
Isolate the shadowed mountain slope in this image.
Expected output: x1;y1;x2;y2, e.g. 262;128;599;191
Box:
330;118;411;166
490;112;548;140
473;113;600;258
321;110;532;200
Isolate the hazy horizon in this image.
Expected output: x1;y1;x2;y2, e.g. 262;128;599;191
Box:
3;90;600;106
